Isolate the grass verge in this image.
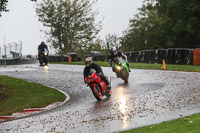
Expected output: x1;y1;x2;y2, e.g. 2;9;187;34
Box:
122;113;200;133
51;61;200;72
0;75;66;116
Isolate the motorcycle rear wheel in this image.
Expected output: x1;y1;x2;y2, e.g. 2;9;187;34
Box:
91;84;102;101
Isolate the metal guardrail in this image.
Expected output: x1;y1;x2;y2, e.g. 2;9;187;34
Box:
0;41;23;66
0;41;22;59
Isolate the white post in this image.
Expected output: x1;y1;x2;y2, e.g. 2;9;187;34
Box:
3;35;6;67
4;44;6;67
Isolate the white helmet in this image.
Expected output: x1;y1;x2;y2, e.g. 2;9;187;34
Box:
110;48;117;54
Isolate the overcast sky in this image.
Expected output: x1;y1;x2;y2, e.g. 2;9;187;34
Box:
0;0;143;55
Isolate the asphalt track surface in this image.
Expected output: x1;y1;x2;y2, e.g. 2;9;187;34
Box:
0;64;200;132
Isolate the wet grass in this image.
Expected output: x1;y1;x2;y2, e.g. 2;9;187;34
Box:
122;113;200;133
0;75;66;116
51;61;200;72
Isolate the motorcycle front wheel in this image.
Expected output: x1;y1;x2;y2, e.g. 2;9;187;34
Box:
122;68;129;83
91;84;102;101
44;56;48;65
39;57;43;66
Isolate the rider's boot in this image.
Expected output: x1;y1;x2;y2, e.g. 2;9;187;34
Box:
112;67;115;72
116;74;119;78
106;84;111;95
127;63;131;72
107;84;111;90
104;84;111;94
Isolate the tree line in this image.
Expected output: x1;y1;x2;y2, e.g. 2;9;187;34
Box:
0;0;37;17
1;0;199;57
0;0;8;17
120;0;200;52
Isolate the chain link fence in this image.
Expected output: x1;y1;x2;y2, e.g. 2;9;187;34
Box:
0;41;22;59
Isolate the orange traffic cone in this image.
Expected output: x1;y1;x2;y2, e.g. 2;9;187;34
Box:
162;59;166;70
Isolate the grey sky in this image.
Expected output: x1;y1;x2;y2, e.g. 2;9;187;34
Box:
0;0;143;55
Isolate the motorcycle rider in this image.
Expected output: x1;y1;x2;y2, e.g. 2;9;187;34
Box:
109;48;131;72
38;41;49;66
38;41;49;57
83;57;111;90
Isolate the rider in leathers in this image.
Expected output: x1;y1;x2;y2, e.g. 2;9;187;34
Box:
109;48;131;72
38;41;48;53
83;57;111;90
38;41;49;57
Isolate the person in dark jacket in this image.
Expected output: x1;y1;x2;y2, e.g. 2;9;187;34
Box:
109;48;131;72
38;41;49;54
83;57;111;89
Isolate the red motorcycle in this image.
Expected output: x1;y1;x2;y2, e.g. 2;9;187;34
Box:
85;69;111;101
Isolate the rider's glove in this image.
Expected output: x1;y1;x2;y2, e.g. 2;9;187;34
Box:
97;72;103;76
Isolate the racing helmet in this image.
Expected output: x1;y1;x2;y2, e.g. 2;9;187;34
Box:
110;48;117;54
85;57;93;66
41;41;45;45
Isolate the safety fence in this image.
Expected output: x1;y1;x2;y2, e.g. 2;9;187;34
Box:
0;42;22;59
0;58;38;65
92;48;197;65
48;54;81;63
126;48;193;65
48;48;197;65
1;47;199;65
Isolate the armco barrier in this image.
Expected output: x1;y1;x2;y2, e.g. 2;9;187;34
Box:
124;48;193;65
167;49;175;64
46;49;194;65
0;58;37;65
185;49;193;65
90;48;193;65
93;55;106;61
48;55;81;63
48;55;69;62
2;49;195;65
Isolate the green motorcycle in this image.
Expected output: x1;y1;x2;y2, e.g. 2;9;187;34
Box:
111;57;130;83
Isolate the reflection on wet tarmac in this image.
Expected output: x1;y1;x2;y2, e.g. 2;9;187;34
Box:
118;87;126;115
116;85;129;129
44;66;49;77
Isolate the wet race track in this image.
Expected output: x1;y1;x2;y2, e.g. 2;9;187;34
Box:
0;64;200;132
